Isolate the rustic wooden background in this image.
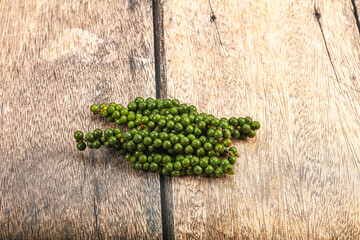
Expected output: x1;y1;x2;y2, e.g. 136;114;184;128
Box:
1;0;360;239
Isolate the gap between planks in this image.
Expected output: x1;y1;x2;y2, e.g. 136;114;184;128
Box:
152;0;174;239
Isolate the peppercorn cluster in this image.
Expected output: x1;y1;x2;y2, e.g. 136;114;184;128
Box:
74;97;260;178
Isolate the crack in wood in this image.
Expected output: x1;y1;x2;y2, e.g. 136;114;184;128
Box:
93;196;100;238
209;0;223;46
351;0;360;36
153;0;167;99
314;6;340;83
314;5;360;93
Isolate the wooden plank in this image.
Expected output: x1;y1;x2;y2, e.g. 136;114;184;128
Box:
0;0;161;239
161;0;360;238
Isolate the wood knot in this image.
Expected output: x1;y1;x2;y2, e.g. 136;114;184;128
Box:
314;8;321;20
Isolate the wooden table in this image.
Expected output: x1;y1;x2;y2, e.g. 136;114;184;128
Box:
1;0;360;239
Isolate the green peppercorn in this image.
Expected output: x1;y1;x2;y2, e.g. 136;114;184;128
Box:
90;104;99;113
74;131;84;141
77;142;86;151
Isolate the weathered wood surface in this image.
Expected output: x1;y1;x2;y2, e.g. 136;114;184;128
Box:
0;0;161;239
161;0;360;239
2;0;360;239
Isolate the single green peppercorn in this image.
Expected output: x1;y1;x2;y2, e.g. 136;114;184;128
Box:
211;118;220;126
209;156;220;167
90;104;99;113
188;105;197;113
134;97;144;104
207;128;215;137
228;155;237;164
238;117;246;126
133;134;143;144
138;154;147;164
193;127;202;136
203;142;213;151
143;137;153;146
108;136;118;145
193;165;203;175
112;110;120;118
165;162;174;172
214;143;225;153
199;157;209;168
198;121;206;129
123;132;132;140
147;101;157;111
220;159;230;168
215;167;225;177
93;129;102;138
77;142;86;151
251;121;261;130
185;145;194;154
162;155;172;164
171;170;180;177
191;156;200;166
205;165;214;174
232;129;241;138
174;161;182;171
214;129;223;139
107;106;115;114
197;136;206;144
74;131;84;141
163;140;172;149
172;99;180;107
229;117;238;127
143;162;150;171
188;114;195;123
114;128;121;135
104;129;114;138
120;108;129;116
185;125;194;134
85;133;95;142
127;102;137;111
166;120;175;129
241;124;251;133
116;104;123;110
191;139;201;149
248;130;256;138
92;140;101;149
178;104;188;114
219;121;229;129
174;143;183;153
127;121;136;129
229;147;237;154
153;138;163;148
224;164;234;174
245;117;252;124
154;154;162;163
222;138;232;147
137;143;146;151
150;162;159;171
134;162;143;170
223;129;231;138
181;158;190;168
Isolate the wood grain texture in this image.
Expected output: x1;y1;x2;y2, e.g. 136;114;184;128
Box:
161;0;360;238
0;0;161;239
